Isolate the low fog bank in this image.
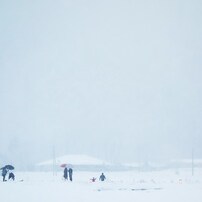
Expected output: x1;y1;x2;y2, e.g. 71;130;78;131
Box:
1;0;202;170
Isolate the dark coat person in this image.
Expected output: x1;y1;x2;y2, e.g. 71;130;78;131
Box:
64;167;68;180
2;168;8;182
69;168;73;181
99;173;106;181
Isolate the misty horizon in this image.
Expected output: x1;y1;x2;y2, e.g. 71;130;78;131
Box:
0;0;202;170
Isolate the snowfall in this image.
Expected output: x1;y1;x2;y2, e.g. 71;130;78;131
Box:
1;169;202;202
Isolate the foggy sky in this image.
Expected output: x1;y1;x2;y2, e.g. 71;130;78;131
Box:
0;0;202;168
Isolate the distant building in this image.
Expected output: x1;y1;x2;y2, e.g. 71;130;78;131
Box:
170;159;202;169
36;154;112;171
124;159;202;172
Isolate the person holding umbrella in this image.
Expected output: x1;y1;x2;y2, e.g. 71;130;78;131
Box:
63;167;68;180
60;164;73;181
60;164;69;180
1;167;8;182
1;165;15;182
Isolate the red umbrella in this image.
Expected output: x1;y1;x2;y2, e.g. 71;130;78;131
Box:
60;164;67;168
60;164;73;168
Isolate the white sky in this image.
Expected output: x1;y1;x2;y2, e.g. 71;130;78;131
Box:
0;0;202;168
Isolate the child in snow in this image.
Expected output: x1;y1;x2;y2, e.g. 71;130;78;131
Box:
8;172;15;181
90;177;96;182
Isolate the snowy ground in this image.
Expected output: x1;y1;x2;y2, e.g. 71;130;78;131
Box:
0;169;202;202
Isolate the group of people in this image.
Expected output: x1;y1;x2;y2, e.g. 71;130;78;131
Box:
2;165;106;183
1;167;15;182
63;167;106;182
90;173;106;182
63;167;73;181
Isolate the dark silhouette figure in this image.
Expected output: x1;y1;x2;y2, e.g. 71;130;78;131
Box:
2;168;8;182
64;167;68;180
99;173;106;181
69;168;73;181
8;172;15;181
90;177;96;182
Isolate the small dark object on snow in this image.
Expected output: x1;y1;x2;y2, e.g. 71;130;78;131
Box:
91;177;96;182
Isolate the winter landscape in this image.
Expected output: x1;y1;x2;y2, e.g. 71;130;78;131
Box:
1;0;202;201
1;169;202;202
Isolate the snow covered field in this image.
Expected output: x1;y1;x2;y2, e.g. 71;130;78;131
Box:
1;169;202;202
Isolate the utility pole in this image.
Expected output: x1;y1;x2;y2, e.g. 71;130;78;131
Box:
192;148;194;176
53;146;57;176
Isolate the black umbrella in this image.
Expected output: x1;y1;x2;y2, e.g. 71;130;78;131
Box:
3;165;15;170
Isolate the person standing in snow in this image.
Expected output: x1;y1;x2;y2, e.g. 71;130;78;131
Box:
64;167;68;180
69;168;73;181
99;173;106;181
1;167;8;182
